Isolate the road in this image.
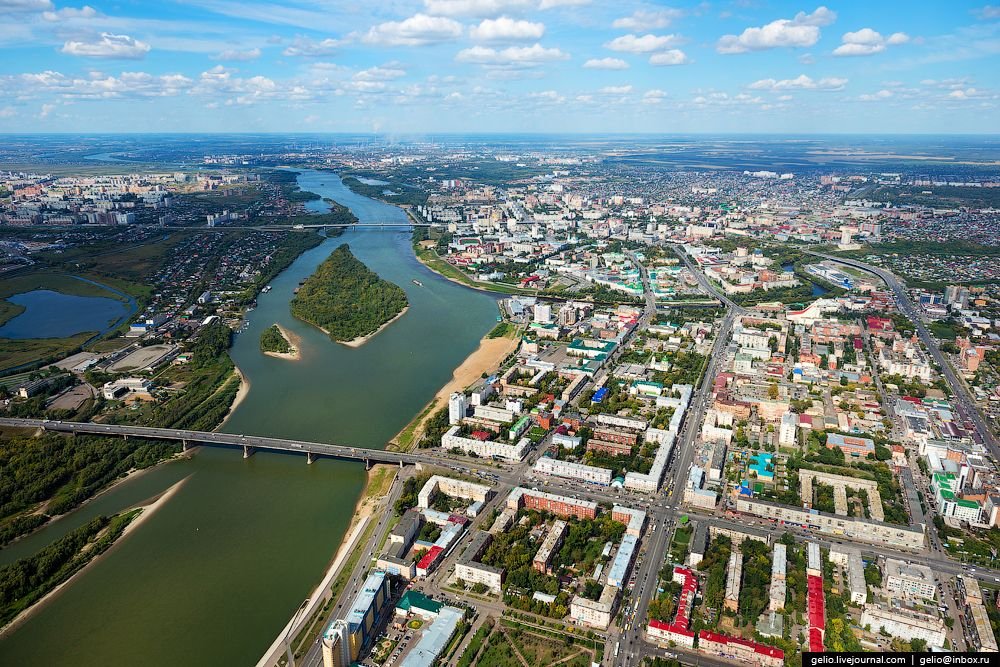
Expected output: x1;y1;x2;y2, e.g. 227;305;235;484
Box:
809;252;997;454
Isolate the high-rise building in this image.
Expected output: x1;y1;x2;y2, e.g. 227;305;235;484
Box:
448;392;468;425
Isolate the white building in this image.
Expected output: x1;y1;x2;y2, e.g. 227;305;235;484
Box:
861;601;946;645
885;559;936;600
448;392;468;425
417;476;492;510
441;426;529;461
534;456;612;486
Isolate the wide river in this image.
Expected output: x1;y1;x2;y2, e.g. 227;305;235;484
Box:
0;170;499;666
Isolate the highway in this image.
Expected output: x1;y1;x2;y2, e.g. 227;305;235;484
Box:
808;252;998;454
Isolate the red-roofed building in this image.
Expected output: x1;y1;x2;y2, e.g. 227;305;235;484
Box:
470;430;491;441
867;316;892;332
697;631;785;667
647;567;698;649
807;574;825;652
416;546;444;577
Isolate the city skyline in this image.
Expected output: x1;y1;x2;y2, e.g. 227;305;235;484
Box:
0;0;998;134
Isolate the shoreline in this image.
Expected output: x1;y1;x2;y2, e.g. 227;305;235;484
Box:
217;366;249;429
0;475;191;639
262;323;302;361
390;327;521;450
340;305;409;348
254;464;397;667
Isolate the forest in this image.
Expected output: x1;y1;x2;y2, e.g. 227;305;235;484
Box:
0;433;176;546
260;324;291;353
291;244;408;342
0;510;138;626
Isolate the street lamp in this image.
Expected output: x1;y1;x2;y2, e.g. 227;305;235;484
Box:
283;598;311;667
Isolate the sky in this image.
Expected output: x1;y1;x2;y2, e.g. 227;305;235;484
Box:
0;0;998;134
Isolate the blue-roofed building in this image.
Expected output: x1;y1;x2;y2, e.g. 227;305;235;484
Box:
323;570;392;667
607;533;638;588
592;387;609;404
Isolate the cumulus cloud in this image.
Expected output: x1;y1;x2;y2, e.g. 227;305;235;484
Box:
859;89;893;101
599;84;632;94
61;33;150;59
423;0;533;17
612;8;683;30
748;74;847;91
717;6;836;54
456;42;569;67
833;28;910;56
363;14;463;46
582;57;628;70
604;33;680;54
282;37;340;57
649;49;689;66
354;66;407;81
213;47;261;61
643;89;667;103
470;16;544;41
42;5;97;21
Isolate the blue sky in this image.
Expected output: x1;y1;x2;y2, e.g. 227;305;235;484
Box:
0;0;998;133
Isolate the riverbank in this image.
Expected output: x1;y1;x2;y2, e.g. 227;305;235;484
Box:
218;366;249;429
390;326;521;451
340;305;409;348
262;323;301;360
256;464;397;667
0;476;190;639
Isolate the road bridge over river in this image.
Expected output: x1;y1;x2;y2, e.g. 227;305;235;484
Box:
0;418;438;467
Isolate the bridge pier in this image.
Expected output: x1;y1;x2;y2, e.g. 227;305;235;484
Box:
181;439;190;453
365;458;371;471
243;445;255;459
307;452;316;465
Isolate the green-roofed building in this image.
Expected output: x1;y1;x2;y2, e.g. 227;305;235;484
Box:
396;591;442;618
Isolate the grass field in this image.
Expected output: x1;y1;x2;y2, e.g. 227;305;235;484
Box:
0;272;128;301
0;299;25;327
0;331;95;372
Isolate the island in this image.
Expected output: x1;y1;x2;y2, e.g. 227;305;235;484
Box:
290;244;408;346
259;323;300;360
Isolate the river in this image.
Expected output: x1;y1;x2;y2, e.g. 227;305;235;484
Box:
0;170;499;666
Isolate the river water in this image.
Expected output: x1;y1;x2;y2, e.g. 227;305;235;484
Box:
0;170;498;666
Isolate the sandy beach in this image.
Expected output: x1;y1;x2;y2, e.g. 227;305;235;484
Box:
0;476;191;639
217;366;249;429
263;323;302;360
340;305;409;348
391;330;521;449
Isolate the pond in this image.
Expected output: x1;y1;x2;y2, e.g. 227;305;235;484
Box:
0;289;131;339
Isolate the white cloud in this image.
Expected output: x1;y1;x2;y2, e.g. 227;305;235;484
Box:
283;37;340;57
61;33;150;59
354;66;407;81
748;74;847;91
643;89;667;103
582;57;628;70
422;0;533;17
612;8;683;30
649;49;689;66
456;42;569;67
833;28;910;56
599;84;632;94
39;102;55;118
948;87;989;99
363;14;463;46
528;89;565;103
470;16;544;42
213;47;261;61
717;6;836;54
0;106;15;117
859;89;893;101
42;5;97;21
538;0;589;8
605;33;680;54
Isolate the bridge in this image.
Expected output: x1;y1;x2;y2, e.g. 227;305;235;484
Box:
0;418;437;468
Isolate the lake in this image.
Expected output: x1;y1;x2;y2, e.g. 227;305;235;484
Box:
0;289;131;339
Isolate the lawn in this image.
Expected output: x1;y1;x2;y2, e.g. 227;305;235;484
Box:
0;332;96;373
476;632;522;667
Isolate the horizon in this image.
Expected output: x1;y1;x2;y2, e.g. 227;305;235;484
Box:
0;1;997;133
